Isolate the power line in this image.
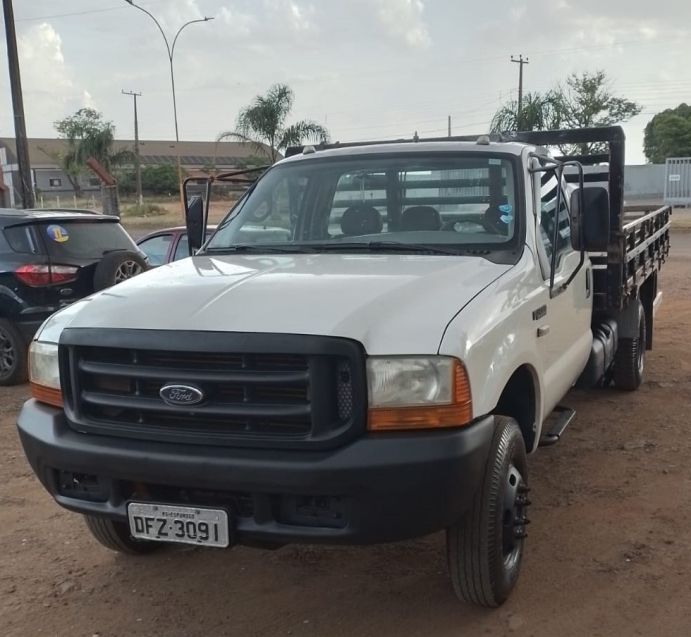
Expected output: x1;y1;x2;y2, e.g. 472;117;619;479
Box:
15;0;167;22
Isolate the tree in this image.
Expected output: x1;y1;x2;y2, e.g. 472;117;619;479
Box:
491;91;562;133
555;71;642;154
490;70;642;153
217;84;329;163
117;164;178;196
644;104;691;163
54;108;131;193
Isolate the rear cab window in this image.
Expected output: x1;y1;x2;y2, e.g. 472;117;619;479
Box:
38;221;136;259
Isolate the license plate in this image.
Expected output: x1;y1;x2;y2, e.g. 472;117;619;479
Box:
127;503;230;548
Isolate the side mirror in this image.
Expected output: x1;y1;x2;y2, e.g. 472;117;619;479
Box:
185;195;206;256
570;186;609;252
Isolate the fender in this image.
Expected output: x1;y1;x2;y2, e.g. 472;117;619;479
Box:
438;251;547;448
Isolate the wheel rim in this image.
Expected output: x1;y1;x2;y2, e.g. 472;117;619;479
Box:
501;464;530;570
0;326;17;378
114;260;143;283
637;319;645;375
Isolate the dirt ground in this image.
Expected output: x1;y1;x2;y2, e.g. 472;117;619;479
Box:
1;233;690;637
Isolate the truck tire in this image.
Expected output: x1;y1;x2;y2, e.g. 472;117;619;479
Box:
93;251;148;291
613;301;646;391
0;319;28;386
84;515;160;555
446;416;529;607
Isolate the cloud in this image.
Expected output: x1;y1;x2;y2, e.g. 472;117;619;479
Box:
264;0;316;33
218;6;256;37
510;5;527;21
376;0;431;48
16;23;91;130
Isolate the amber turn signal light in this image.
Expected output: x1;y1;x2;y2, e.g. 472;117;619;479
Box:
368;360;472;431
30;382;64;408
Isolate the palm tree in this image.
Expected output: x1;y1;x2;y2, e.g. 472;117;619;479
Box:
217;84;329;163
490;91;562;133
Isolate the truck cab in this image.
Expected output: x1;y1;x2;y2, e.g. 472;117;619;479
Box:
17;127;670;607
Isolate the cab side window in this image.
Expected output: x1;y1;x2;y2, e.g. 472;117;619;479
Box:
539;172;572;271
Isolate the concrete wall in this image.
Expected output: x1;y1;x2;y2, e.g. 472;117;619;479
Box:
624;164;666;201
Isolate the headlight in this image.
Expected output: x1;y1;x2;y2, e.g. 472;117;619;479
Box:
28;302;86;408
29;341;63;407
367;357;472;431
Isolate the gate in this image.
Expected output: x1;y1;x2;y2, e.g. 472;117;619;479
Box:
664;158;691;206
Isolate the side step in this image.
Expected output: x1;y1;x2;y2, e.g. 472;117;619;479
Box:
539;406;576;447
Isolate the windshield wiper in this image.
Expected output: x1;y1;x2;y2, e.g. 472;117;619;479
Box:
205;242;475;256
312;241;466;256
204;244;317;255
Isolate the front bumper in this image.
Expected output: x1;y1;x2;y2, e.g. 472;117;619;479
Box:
17;399;495;545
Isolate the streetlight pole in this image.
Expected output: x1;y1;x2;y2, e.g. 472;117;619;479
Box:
124;1;213;214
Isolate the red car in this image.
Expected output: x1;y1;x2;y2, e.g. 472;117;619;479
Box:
136;226;217;266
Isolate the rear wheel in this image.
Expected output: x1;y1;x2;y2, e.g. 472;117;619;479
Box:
84;515;160;555
614;301;646;391
0;319;28;386
446;417;529;607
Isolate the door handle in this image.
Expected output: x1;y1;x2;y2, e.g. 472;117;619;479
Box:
537;325;551;338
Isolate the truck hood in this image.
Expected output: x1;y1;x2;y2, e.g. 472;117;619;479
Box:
68;254;511;354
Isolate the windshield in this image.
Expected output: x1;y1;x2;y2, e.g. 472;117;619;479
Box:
205;154;519;254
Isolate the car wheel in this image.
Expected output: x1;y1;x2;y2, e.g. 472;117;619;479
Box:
0;319;28;386
613;300;646;391
446;416;529;607
93;251;148;291
84;515;160;555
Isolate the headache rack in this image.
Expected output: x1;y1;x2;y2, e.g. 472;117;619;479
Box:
288;126;671;311
513;127;671;312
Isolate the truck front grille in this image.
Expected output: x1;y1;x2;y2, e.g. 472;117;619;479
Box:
60;330;366;449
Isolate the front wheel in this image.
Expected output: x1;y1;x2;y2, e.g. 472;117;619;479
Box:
84;515;160;555
446;416;529;607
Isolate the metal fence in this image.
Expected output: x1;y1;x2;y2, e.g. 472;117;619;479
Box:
664;158;691;206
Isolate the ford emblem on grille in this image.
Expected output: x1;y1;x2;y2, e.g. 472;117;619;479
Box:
160;384;205;406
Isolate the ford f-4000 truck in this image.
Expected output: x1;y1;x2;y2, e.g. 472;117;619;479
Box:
18;127;670;606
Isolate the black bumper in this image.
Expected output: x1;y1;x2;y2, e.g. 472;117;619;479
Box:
17;400;495;545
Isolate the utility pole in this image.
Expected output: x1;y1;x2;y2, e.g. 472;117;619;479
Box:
448;115;452;137
510;54;529;117
3;0;35;208
122;90;143;206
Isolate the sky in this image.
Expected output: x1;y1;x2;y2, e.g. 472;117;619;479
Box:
1;0;690;164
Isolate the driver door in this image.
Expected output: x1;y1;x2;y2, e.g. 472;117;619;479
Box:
533;171;592;414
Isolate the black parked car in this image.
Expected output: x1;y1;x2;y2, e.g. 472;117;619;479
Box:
0;209;148;385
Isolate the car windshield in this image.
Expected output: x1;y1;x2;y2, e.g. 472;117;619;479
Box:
204;154;519;255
